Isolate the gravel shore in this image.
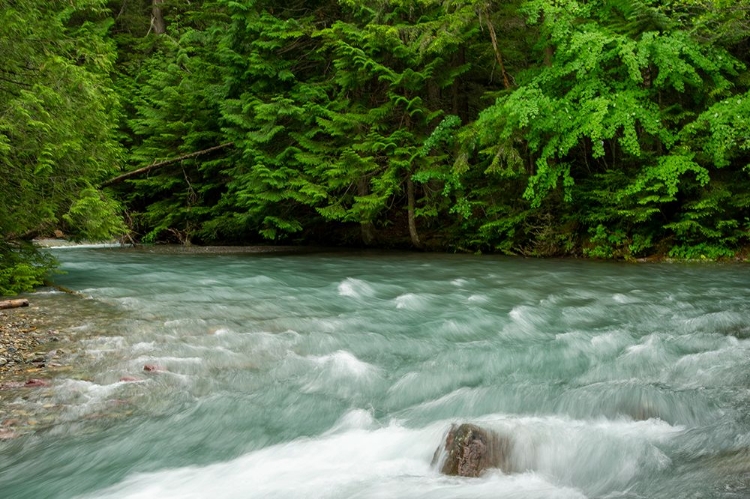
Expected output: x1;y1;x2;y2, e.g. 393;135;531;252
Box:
0;301;74;439
0;304;67;380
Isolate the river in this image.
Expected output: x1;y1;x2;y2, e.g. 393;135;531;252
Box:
1;247;749;498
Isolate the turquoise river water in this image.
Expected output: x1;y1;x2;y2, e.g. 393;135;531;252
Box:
1;247;749;498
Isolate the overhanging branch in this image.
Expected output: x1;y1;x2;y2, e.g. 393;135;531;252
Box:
100;142;233;188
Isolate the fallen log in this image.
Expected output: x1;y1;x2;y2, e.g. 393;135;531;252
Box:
100;142;233;187
43;280;84;297
0;299;29;310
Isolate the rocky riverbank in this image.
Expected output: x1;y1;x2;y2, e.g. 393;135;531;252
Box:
0;305;68;377
0;301;75;439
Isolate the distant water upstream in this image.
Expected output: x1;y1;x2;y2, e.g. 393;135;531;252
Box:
1;248;749;498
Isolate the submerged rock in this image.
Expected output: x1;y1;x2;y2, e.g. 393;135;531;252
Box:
433;423;513;477
0;428;19;440
143;364;165;372
24;378;50;387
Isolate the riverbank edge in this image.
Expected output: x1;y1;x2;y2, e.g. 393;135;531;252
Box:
32;237;750;263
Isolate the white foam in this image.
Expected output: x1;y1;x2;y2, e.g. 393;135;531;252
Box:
623;334;664;359
295;351;382;398
115;296;145;309
47;242;123;249
164;318;205;328
82;412;680;499
131;342;156;353
237;275;278;286
388;372;420;394
467;414;681;495
81;336;126;348
468;294;490;303
307;350;377;378
395;293;428;310
134;356;203;365
83;421;588;499
338;278;375;298
53;379;140;413
612;293;639;304
325;408;378;434
509;305;532;323
504;305;548;336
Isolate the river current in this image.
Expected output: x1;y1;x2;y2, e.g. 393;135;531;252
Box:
1;247;749;498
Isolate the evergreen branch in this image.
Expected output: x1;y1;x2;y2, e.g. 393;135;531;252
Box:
0;75;31;88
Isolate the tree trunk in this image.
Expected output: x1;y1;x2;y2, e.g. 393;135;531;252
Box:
482;8;512;90
152;0;166;35
357;178;377;245
451;47;467;120
427;79;441;111
540;12;554;67
406;177;423;249
0;299;29;310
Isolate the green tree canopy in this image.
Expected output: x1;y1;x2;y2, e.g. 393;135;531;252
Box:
0;0;126;294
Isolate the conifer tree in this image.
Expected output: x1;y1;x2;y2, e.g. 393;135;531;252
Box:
0;0;126;294
110;0;749;258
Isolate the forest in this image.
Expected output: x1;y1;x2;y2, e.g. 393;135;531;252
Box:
1;0;749;294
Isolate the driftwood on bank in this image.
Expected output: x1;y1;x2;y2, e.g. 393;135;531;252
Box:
100;142;233;187
42;280;85;297
0;299;29;310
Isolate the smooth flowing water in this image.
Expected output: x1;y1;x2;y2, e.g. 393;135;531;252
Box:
1;248;749;498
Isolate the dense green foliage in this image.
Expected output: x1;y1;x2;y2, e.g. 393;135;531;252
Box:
0;0;126;294
1;0;749;292
473;0;750;258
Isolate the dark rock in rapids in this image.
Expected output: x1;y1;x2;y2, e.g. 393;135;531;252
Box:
24;378;50;387
143;364;165;372
433;423;513;477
